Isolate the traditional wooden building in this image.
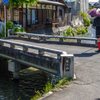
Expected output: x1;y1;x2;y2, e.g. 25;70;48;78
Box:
0;0;71;32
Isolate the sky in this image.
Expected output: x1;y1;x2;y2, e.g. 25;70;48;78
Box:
89;0;99;2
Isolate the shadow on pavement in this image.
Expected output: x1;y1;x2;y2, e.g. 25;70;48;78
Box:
74;52;99;57
95;99;100;100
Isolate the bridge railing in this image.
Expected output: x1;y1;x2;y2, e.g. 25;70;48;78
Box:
8;30;97;46
0;39;74;78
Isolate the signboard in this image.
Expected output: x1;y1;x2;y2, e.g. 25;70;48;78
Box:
3;0;9;4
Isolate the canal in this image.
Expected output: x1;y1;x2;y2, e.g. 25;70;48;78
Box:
0;25;96;100
0;60;52;100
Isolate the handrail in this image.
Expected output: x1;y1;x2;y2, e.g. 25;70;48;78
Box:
0;39;66;55
9;31;97;41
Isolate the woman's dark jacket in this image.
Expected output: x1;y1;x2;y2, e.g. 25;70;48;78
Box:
93;17;100;37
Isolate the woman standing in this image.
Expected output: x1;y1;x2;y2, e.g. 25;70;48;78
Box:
93;17;100;52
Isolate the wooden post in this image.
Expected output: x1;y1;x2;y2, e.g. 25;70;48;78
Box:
77;39;81;43
23;46;28;52
95;40;97;45
18;34;21;38
59;38;63;42
7;29;10;37
38;50;44;55
57;54;60;59
10;44;15;49
0;42;4;46
28;35;31;39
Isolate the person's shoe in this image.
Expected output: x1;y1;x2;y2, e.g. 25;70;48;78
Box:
95;50;100;53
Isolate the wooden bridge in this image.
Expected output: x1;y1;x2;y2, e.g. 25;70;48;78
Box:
0;31;98;79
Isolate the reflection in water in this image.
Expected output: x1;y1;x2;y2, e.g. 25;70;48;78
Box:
0;60;52;100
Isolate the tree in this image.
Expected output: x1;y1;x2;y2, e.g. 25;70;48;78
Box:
9;0;38;8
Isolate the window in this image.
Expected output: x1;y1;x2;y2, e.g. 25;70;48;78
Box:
14;10;19;22
47;10;52;22
27;10;31;25
27;9;36;25
32;10;36;24
42;4;45;9
7;9;10;22
59;9;62;17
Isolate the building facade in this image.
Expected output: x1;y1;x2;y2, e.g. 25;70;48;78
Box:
65;0;89;17
0;0;72;32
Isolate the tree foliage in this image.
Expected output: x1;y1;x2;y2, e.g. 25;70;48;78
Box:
9;0;38;8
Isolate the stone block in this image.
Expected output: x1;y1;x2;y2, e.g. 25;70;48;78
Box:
8;61;21;72
60;53;74;78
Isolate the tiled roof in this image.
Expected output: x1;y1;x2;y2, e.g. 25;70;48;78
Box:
89;2;98;5
64;1;75;8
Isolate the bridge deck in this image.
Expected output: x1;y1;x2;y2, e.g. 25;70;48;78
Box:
3;38;100;100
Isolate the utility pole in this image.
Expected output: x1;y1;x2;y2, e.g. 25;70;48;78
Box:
4;5;6;37
3;0;9;37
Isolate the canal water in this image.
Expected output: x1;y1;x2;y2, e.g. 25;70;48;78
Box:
0;25;96;100
0;60;52;100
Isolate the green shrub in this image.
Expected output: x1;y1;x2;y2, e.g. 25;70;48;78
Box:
42;79;53;94
77;27;86;35
1;26;5;37
6;21;14;30
30;90;42;100
85;26;88;32
64;26;87;37
83;17;91;26
13;27;25;32
79;11;91;27
13;26;21;32
20;27;25;32
89;6;95;10
64;27;77;37
55;77;71;88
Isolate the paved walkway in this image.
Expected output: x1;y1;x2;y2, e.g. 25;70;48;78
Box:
5;39;100;100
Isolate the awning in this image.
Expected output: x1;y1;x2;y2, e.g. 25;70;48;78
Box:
38;0;64;6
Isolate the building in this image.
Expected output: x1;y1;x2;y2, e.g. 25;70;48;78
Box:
64;0;89;17
89;2;99;7
0;0;72;32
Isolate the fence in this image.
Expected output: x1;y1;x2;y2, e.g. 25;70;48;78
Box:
8;31;97;46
